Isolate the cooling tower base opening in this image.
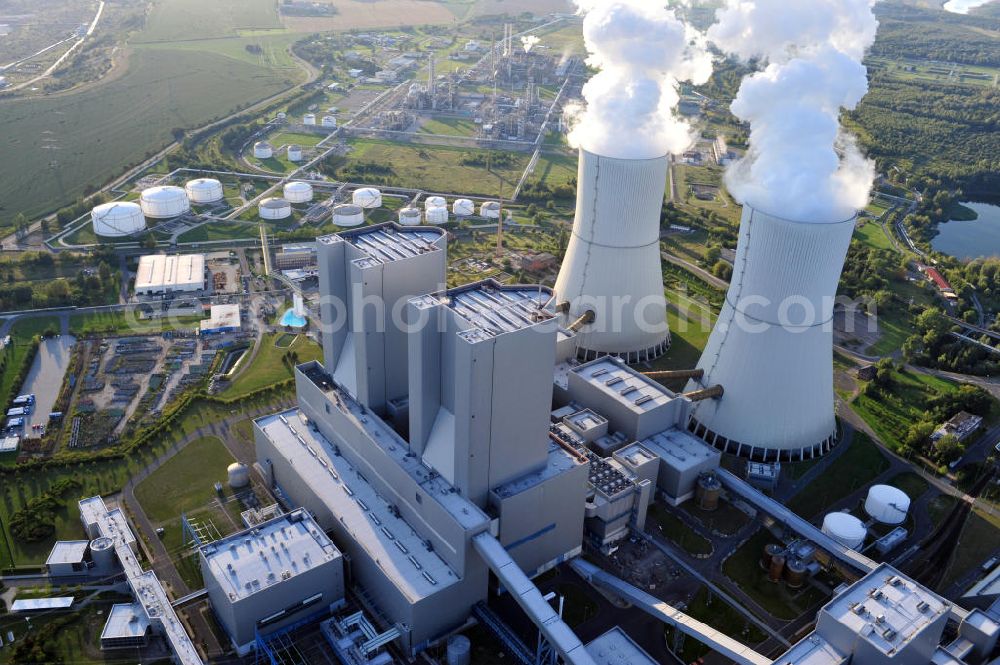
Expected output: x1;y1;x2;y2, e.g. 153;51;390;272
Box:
686;416;840;462
576;335;670;365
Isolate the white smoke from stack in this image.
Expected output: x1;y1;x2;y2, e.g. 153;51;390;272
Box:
521;35;540;53
566;0;712;160
708;0;878;222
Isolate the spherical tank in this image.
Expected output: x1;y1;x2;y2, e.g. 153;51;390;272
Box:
228;463;250;489
185;178;224;204
283;181;314;204
480;201;502;219
253;142;273;159
424;196;447;211
822;512;867;549
398;207;422;226
91;202;146;237
140;186;191;219
352;188;382;209
260;197;292;221
453;198;475;216
864;485;910;525
425;206;449;225
333;204;365;227
447;635;471;665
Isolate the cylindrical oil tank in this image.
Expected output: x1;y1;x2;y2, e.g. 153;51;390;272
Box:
447;635;471;665
425;196;447;211
185;178;224;204
453;198;475;216
253;141;273;159
140;186;190;219
398;207;422;226
785;558;808;589
426;206;449;225
228;462;250;489
761;543;783;571
333;204;365;227
321;115;337;128
822;512;867;549
89;536;116;570
259;197;292;221
277;112;287;121
864;485;910;525
303;113;316;126
352;188;383;209
481;200;502;219
92;202;146;237
695;474;722;512
769;555;786;583
283;181;314;204
287;145;303;162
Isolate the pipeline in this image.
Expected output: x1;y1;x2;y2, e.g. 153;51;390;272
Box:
683;385;724;402
643;368;704;381
549;432;589;464
555;301;571;314
567;310;596;333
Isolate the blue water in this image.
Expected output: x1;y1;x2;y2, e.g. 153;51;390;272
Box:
280;309;307;328
931;202;1000;260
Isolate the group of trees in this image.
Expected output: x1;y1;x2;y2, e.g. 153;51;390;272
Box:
9;478;82;543
0;252;119;311
903;307;1000;376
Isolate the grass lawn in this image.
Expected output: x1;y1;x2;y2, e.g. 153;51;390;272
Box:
927;494;959;528
69;311;205;336
868;305;915;357
855;220;897;252
134;436;235;523
647;505;713;556
680;500;752;537
419;117;480;137
222;333;322;399
885;471;930;501
941;507;1000;591
787;432;889;519
177;221;260;244
664;586;769;663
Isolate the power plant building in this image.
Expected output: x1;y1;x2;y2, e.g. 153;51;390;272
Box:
134;254;206;296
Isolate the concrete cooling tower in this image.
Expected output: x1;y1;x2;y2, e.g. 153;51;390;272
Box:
685;206;856;461
553;149;670;363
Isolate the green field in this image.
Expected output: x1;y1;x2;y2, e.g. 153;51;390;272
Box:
177;221;261;244
69;311;205;336
136;0;282;42
787;432;889;519
419;117;480;137
134;436;235;522
222;333;322;398
647;505;713;556
855;220;897;252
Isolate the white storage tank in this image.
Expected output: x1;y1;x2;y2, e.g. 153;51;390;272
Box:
287;145;303;162
253;141;273;159
447;635;471;665
303;113;316;126
821;512;867;550
228;462;250;489
283;181;314;204
91;202;146;237
321;115;337;128
185;178;224;204
426;206;449;225
865;485;911;525
425;196;447;211
140;186;191;219
352;187;382;209
480;200;502;219
398;207;422;226
277;112;287;121
259;197;292;221
453;198;475;216
332;204;365;227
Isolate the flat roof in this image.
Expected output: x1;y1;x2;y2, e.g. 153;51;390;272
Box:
964;565;1000;600
79;496;136;545
492;443;585;500
640;427;719;472
101;603;150;640
321;223;443;263
10;597;75;612
201;509;339;602
0;435;18;452
565;409;607;432
586;627;658;665
572;358;675;413
135;254;205;291
775;634;848;665
46;540;89;566
434;280;553;336
822;564;950;656
614;443;659;468
255;409;466;601
201;304;241;332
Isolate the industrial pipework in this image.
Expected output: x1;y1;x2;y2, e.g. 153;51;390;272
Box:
683;385;724;402
567;310;596;333
644;368;705;381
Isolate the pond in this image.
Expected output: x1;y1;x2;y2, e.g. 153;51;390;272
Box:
21;335;76;438
931;202;1000;260
943;0;992;12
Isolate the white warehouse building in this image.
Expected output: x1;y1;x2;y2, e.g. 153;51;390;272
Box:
134;254;206;296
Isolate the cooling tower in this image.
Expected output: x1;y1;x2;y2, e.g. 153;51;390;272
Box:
553;149;670;362
686;206;855;461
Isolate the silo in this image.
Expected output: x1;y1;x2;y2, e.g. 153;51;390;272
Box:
768;555;786;583
695;474;722;512
321;115;337;128
259;197;292;221
480;201;502;219
822;512;867;550
303;113;316;126
253;142;273;159
553;149;671;362
864;485;910;525
447;635;471;665
228;462;250;489
332;204;364;227
425;196;447;211
91;202;146;237
89;536;116;572
352;188;382;209
453;199;475;216
785;558;807;589
398;207;422;226
287;145;303;162
686;206;856;460
761;543;783;571
185;178;224;204
283;181;314;204
425;207;449;225
140;186;191;218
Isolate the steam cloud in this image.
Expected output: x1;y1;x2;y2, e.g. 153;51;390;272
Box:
521;35;540;53
708;0;879;222
567;0;712;160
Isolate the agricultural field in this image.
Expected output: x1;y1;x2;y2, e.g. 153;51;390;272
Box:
278;0;458;32
136;0;283;42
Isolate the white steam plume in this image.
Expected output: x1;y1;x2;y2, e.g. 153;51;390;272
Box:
566;0;712;160
708;0;878;222
521;35;540;53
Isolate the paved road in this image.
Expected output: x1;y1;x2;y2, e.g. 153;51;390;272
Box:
660;249;730;290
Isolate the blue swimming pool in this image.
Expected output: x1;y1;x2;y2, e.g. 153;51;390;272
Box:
280;309;307;328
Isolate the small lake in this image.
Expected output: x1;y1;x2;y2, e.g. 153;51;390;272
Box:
931;202;1000;260
21;335;75;438
943;0;993;13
